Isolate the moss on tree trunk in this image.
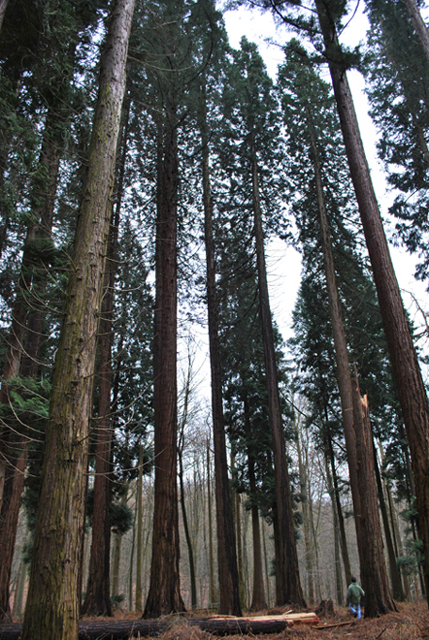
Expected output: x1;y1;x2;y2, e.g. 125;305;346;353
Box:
21;1;136;638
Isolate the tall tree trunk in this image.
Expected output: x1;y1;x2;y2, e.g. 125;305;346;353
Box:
307;100;396;615
200;80;241;616
135;445;144;612
251;135;305;607
0;446;27;620
295;419;314;604
351;375;397;615
373;440;405;601
82;97;129;617
244;393;267;611
21;2;135;637
143;105;185;618
315;0;429;605
0;89;70;620
325;424;352;586
403;0;429;64
324;445;345;605
206;441;217;607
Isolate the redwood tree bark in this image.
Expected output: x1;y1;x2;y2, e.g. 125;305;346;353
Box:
200;79;242;616
315;0;429;604
81;261;114;618
251;136;305;608
82;97;130;618
143;109;185;618
352;376;397;616
21;1;135;637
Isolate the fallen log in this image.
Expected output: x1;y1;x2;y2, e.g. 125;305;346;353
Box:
211;611;320;626
314;620;355;630
0;612;320;639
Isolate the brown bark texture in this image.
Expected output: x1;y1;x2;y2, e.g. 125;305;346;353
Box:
352;379;397;616
81;264;115;617
143;112;185;618
200;83;242;616
21;1;135;638
251;137;305;607
0;445;27;620
315;0;429;604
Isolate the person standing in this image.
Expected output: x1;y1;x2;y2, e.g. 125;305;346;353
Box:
346;576;365;619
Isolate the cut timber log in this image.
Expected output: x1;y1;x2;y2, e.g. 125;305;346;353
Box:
197;612;319;633
0;612;320;639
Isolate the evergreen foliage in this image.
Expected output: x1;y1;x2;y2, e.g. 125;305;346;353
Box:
364;0;429;281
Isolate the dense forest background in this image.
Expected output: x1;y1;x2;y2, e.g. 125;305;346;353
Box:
1;0;429;638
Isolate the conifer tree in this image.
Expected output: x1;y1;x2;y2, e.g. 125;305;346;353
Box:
0;0;105;620
200;81;243;615
364;0;429;279
21;1;135;637
217;37;304;607
245;0;429;606
278;42;401;611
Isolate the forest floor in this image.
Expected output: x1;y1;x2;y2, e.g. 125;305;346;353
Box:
111;600;429;640
2;601;427;639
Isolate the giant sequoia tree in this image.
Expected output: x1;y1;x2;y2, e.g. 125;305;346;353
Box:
200;77;243;616
21;1;135;637
314;0;429;604
244;0;429;606
0;0;105;620
278;42;398;614
218;38;305;607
